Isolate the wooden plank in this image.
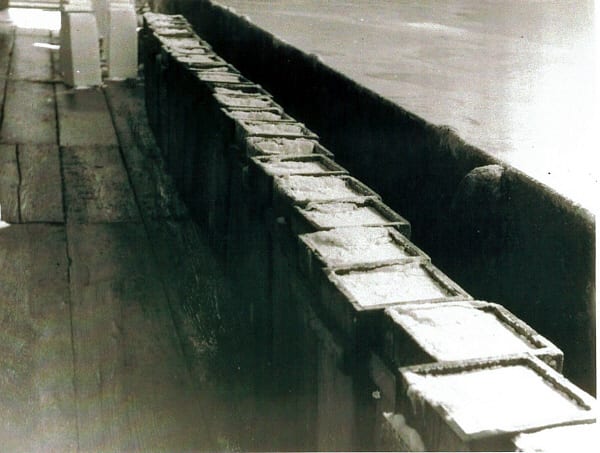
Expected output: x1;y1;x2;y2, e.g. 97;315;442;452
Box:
51;39;61;82
0;224;78;451
0;25;15;117
9;32;53;82
19;144;64;223
0;144;19;223
103;81;188;220
68;222;215;451
145;219;231;369
61;145;140;223
0;25;14;73
0;80;57;144
55;85;118;147
145;219;253;449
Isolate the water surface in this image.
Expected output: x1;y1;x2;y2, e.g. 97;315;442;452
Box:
217;0;598;211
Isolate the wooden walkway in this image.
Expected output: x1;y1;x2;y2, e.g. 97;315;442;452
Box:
0;23;223;451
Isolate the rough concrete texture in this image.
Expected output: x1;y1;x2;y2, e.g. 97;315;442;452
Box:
154;0;595;395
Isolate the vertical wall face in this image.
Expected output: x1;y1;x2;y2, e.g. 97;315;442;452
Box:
153;0;595;394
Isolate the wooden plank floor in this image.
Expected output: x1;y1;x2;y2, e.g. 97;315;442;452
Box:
55;86;119;147
61;145;140;223
9;31;54;82
0;80;57;144
0;25;14;117
0;224;78;451
0;24;217;451
0;144;19;223
18;144;64;223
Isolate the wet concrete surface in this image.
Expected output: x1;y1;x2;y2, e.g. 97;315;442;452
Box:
212;0;598;212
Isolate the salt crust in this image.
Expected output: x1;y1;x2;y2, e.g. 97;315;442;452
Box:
172;55;221;66
216;87;258;96
251;138;317;155
304;202;388;228
229;111;283;121
171;49;209;58
307;226;411;266
244;122;304;135
196;67;230;73
261;160;326;175
149;20;186;28
158;37;204;50
145;15;187;27
278;175;359;202
214;94;272;108
405;365;588;436
154;28;194;38
512;422;597;451
391;303;536;361
339;264;447;307
199;73;241;82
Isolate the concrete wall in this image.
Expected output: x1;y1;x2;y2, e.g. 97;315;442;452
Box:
153;0;595;395
143;8;597;451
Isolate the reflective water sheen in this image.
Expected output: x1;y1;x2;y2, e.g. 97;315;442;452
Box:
216;0;598;211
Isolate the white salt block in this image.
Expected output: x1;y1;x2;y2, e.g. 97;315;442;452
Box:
91;0;109;55
60;11;103;87
59;1;93;76
106;4;138;79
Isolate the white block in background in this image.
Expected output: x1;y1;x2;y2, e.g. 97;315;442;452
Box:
61;12;102;87
59;2;93;75
106;5;138;79
91;0;109;55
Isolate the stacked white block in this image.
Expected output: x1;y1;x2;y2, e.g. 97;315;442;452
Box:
91;0;109;56
60;1;102;87
106;0;138;79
